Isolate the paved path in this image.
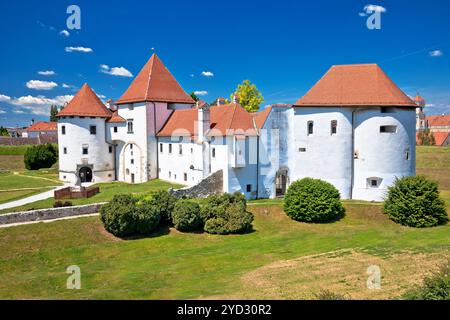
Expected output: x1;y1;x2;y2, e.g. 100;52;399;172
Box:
0;184;70;211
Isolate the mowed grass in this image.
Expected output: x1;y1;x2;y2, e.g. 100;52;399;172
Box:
0;188;53;205
0;146;448;299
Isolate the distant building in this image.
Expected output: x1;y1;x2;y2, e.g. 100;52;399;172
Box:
23;121;57;138
57;54;417;202
6;127;26;138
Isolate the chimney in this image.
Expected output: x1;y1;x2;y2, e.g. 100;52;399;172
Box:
197;103;210;144
31;119;35;125
216;97;226;106
232;94;240;104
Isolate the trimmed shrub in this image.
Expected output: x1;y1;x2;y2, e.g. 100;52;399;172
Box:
53;200;63;208
24;143;57;170
403;261;450;300
147;190;178;223
63;201;73;207
134;201;161;235
283;178;345;223
202;192;253;235
100;194;161;237
383;176;448;228
172;200;202;232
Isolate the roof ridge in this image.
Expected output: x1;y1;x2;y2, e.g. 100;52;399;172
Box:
144;54;156;100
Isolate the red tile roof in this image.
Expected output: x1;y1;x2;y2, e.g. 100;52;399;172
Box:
57;83;112;117
26;121;57;132
433;132;450;146
426;114;450;127
294;64;417;107
116;54;195;105
157;103;257;137
106;110;126;123
253;106;272;129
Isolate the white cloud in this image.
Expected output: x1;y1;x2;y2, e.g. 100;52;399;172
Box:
194;91;208;96
429;50;443;57
190;74;195;78
100;64;133;77
364;4;387;13
201;71;214;77
26;80;58;90
38;70;56;76
65;46;93;53
0;109;6;114
7;94;73;116
60;30;70;37
0;94;11;101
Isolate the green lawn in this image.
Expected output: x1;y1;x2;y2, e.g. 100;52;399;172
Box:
0;146;448;299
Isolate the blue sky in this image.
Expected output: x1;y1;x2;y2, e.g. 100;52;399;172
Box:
0;0;449;127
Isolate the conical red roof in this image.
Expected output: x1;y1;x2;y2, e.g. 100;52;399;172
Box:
57;83;112;117
116;54;194;105
295;64;416;107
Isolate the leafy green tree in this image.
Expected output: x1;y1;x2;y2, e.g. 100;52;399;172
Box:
49;105;59;122
0;126;9;136
418;129;435;146
24;143;58;170
231;80;264;112
190;92;199;102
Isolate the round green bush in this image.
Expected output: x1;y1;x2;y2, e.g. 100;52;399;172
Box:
148;190;178;223
283;178;345;223
100;194;161;237
24;143;57;170
383;176;448;228
201;193;253;235
172;200;202;232
403;261;450;300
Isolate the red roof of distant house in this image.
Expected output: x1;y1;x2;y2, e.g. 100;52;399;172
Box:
426;114;450;127
433;132;450;146
116;54;195;105
106;110;126;123
26;121;57;132
157;103;257;137
57;83;112;117
294;64;417;107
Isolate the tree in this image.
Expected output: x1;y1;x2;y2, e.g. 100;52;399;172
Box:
231;80;264;113
190;92;199;102
24;143;58;170
49;105;59;122
418;129;435;146
0;126;9;136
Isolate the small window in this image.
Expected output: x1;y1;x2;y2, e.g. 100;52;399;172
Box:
160;143;163;153
109;146;113;153
331;120;337;135
381;107;395;113
299;147;306;152
246;184;252;192
131;159;134;165
184;173;187;181
169;171;171;178
367;177;382;188
179;144;183;155
191;147;193;154
61;126;66;135
127;119;134;133
130;144;133;150
380;125;397;133
114;126;118;133
405;149;410;160
371;179;378;187
307;121;314;135
169;144;172;154
354;151;359;159
90;126;96;135
82;146;88;155
63;147;67;154
212;148;216;158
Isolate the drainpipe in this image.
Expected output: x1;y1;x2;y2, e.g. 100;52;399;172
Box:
350;109;355;199
151;102;158;179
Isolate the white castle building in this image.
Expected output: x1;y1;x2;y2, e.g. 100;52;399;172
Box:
57;54;417;201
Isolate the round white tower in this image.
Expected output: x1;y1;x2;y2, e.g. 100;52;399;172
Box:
57;83;115;185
